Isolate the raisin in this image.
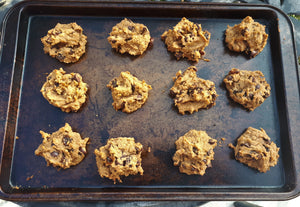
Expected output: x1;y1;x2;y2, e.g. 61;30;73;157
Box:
111;79;118;88
56;53;65;61
79;147;86;155
249;93;254;100
193;147;198;155
170;90;176;98
174;52;183;59
227;75;233;81
148;37;154;48
255;84;260;90
125;37;132;41
250;50;258;58
111;39;117;43
72;73;81;82
141;27;147;35
131;84;135;93
106;157;113;164
208;139;216;145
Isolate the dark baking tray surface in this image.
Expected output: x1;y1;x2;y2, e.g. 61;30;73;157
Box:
0;0;300;201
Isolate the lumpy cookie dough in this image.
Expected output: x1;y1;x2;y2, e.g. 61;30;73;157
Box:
170;66;218;115
223;68;271;111
161;17;211;62
107;71;152;113
225;16;268;58
41;68;89;112
35;123;89;169
41;22;87;63
173;129;217;175
107;18;152;56
228;127;279;173
94;137;143;184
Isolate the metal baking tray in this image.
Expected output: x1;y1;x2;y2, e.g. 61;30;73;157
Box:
0;0;300;201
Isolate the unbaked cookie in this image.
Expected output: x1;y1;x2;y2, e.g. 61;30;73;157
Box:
223;68;271;111
94;137;143;184
173;129;217;175
228;127;279;173
225;16;268;58
41;22;87;63
41;68;89;113
170;66;217;115
107;18;152;56
107;71;152;113
161;17;210;62
35;123;89;169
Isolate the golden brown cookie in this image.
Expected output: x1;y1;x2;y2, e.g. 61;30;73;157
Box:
170;66;217;115
225;16;268;58
173;129;217;175
41;22;87;63
223;68;271;111
107;18;152;56
229;127;279;173
94;137;143;184
107;71;152;113
41;68;89;112
161;17;210;62
35;123;89;169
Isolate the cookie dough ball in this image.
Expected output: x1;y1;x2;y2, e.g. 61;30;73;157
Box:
35;123;89;169
94;137;143;184
41;68;89;112
229;127;279;173
223;68;271;111
161;17;210;62
170;66;218;115
225;16;268;58
173;129;217;175
41;22;87;63
107;71;152;113
107;18;152;56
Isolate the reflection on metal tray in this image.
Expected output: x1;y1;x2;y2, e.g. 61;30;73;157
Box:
0;0;299;201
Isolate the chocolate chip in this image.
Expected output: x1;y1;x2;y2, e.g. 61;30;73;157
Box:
111;39;117;43
208;139;216;145
264;145;270;152
227;75;233;81
62;136;71;146
193;147;198;155
72;73;81;82
263;93;270;98
241;143;250;147
50;151;59;157
125;37;132;41
249;93;254;100
106;157;113;164
255;84;260;90
250;50;258;58
187;88;194;96
204;31;210;40
141;27;147;35
135;147;141;154
148;37;154;48
170;90;176;98
120;102;126;110
54;30;62;35
69;49;75;55
131;84;135;93
56;53;65;61
241;28;249;36
79;147;86;155
111;79;118;88
207;149;212;156
174;52;183;59
136;95;143;101
128;26;134;31
263;138;271;145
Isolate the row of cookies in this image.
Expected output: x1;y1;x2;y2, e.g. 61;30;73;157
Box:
35;122;279;184
41;16;268;63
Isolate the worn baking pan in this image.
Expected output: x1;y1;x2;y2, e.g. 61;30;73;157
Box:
0;0;299;201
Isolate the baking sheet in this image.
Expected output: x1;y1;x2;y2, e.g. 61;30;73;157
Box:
0;0;299;201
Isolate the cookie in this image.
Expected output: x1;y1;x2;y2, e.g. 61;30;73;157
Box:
94;137;143;184
228;127;279;173
107;71;152;113
223;68;271;111
35;123;89;169
170;66;218;115
41;68;89;113
225;16;268;58
173;129;217;175
41;22;87;63
161;17;210;62
107;18;152;56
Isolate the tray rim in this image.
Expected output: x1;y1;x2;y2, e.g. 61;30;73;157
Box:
0;0;299;201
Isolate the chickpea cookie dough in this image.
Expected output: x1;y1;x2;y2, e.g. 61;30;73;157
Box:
94;137;143;184
41;68;89;113
173;129;217;175
223;68;271;111
41;22;87;63
170;66;218;115
107;18;152;56
161;17;211;62
229;127;279;173
225;16;268;58
35;123;89;169
107;71;152;113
